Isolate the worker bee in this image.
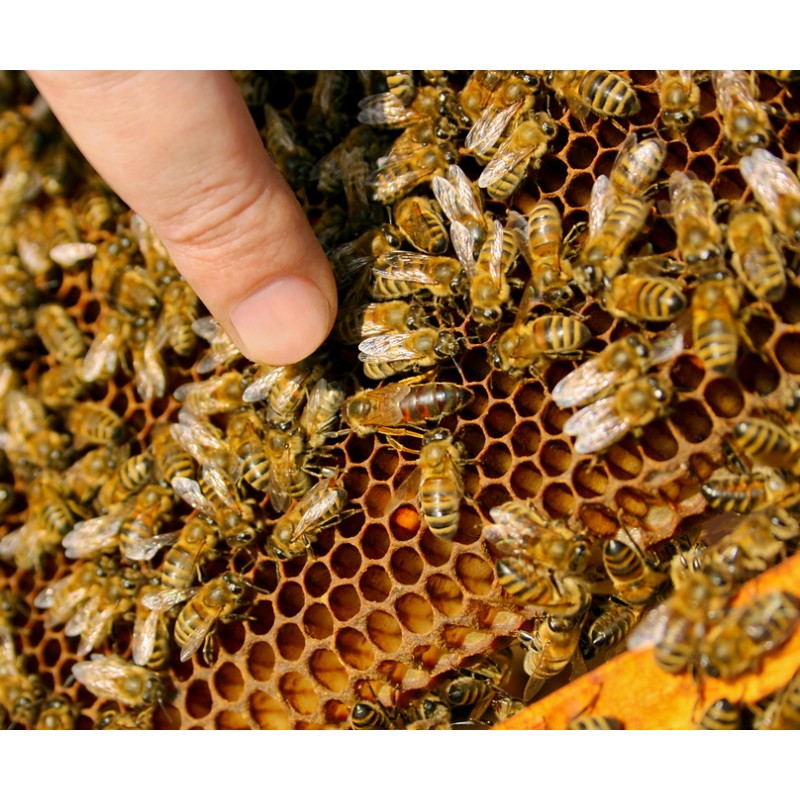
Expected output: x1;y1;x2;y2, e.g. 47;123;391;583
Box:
71;654;166;707
712;70;772;155
94;705;154;730
0;255;38;308
701;469;800;515
172;571;248;663
173;370;244;419
563;374;674;455
566;715;623;730
33;303;87;364
371;251;463;301
158;278;199;357
242;360;321;423
732;417;800;471
149;422;196;491
574;176;652;293
358;327;459;380
695;697;741;730
698;591;800;680
160;517;218;592
192;315;242;374
334;299;426;344
265;473;349;560
739;147;800;247
552;330;683;409
518;614;585;701
49;240;96;269
668;170;725;271
129;321;167;402
342;376;474;440
225;407;271;493
458;70;508;124
95;449;154;510
262;425;312;514
393;195;449;254
431;163;488;266
656;70;701;137
601;535;669;606
300;378;346;452
34;559;111;629
0;667;45;728
67;401;126;449
496;557;590;617
74;183;119;235
582;601;646;660
601;268;688;325
756;668;800;729
39;360;89;411
261;104;314;186
477;112;559;201
691;270;741;375
349;699;399;730
726;204;786;303
34;695;77;730
370;141;456;205
607;133;667;201
546;70;640;123
82;308;130;384
118;484;176;562
491;313;592;375
132;582;173;669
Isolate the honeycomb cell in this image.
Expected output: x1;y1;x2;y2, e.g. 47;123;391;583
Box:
578;503;619;537
325;699;350;726
359;565;392;602
489;369;519;399
542;481;576;518
303;603;334;640
564;170;594;208
605;441;644;480
565;134;598;169
419;529;453;567
251;693;292;730
276;622;305;661
509;462;542;500
461;350;491;384
459;423;485;460
43;638;60;668
279;671;319;716
281;555;306;580
485;401;515;437
670;399;712;443
329;584;361;621
455;553;494;596
539;158;568;193
704;377;745;418
304;562;331;598
217;619;246;657
390;546;424;585
185;680;213;720
738;353;780;395
511;420;541;457
513;380;545;417
395;593;434;634
641;420;678;462
542;401;571;435
276;581;304;617
364;484;390;518
456;505;482;546
370;445;400;481
776;333;800;374
335;627;374;670
670;354;705;392
687;151;717;181
744;311;775;349
213;661;244;702
366;609;403;653
615;487;650;519
309;648;348;692
362;521;391;556
475;482;513;511
541;439;572;477
776;285;800;324
344;433;374;464
482;442;512;478
345;467;370;502
331;542;362;579
216;710;250;730
573;460;609;498
426;573;464;617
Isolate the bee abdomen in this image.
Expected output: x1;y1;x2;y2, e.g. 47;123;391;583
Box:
420;475;461;540
581;70;640;118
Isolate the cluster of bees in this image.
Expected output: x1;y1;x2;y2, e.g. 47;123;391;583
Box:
2;69;800;729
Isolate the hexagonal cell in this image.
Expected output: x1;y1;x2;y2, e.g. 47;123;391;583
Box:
329;584;361;622
370;445;400;481
303;603;334;641
304;562;331;598
395;593;435;634
419;529;453;567
775;285;800;324
670;353;705;392
704;377;745;418
331;542;362;579
775;333;800;374
605;440;643;480
615;486;651;519
279;671;320;716
344;467;370;502
542;401;571;435
737;353;780;395
213;661;244;702
364;484;391;518
390;546;424;585
185;679;213;720
308;648;348;692
488;369;520;399
582;302;614;337
344;433;374;464
366;609;403;653
455;552;494;596
541;439;573;477
510;462;543;499
217;619;246;657
482;442;512;478
475;482;513;511
461;350;492;384
578;503;619;537
510;420;541;458
670;399;712;443
455;504;483;546
276;581;305;618
276;622;306;661
564;170;594;208
426;573;464;617
362;522;392;556
335;627;374;670
542;481;576;518
565;134;599;169
216;710;250;730
359;565;392;602
460;381;489;419
640;419;678;462
513;380;545;417
485;401;515;437
324;699;351;727
573;460;609;498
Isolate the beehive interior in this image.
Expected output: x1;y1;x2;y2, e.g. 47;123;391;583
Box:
1;70;800;729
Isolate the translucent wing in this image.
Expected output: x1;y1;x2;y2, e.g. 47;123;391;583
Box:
171;477;215;517
242;364;282;403
551;356;621;409
563;396;631;455
62;515;124;559
82;330;121;383
465;102;521;155
358;332;419;364
142;586;199;612
49;242;96;268
179;607;220;663
373;251;441;286
122;530;180;562
588;175;614;237
451;220;477;270
478;137;531;189
170;417;227;467
132;608;159;667
357;92;415;127
741;148;800;216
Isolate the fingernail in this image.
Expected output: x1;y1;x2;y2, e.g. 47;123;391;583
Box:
229;275;333;365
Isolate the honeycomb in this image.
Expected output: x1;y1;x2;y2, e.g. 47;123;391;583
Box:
2;70;800;730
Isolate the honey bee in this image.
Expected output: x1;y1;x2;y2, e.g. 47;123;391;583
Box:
160;517;218;591
349;699;399;730
339;145;380;230
74;184;118;235
608;133;667;201
262;104;314;186
698;591;799;680
582;601;646;660
546;70;640;123
601;535;669;606
552;330;683;409
49;240;96;269
132;582;173;669
507;201;575;311
601;269;688;325
668;170;725;271
173;571;248;663
495;558;590;617
0;666;45;728
241;360;320;422
300;378;346;452
71;654;165;707
307;70;350;146
334;299;426;344
431;163;487;267
726;204;786;303
33;303;87;364
393;195;449;254
0;255;38;308
739;147;800;247
695;697;741;730
95;450;154;510
756;668;800;729
358;83;451;131
156;278;199;357
94;705;154;730
477;112;559;201
371;251;463;301
265;473;349;560
149;422;196;490
39;361;89;411
173;370;245;419
192;315;242;374
563;374;674;455
566;715;623;730
732;417;800;471
466;217;518;322
82;308;130;384
383;70;415;105
656;70;701;137
370;141;455;205
690;270;741;375
574;176;652;293
701;469;800;514
129;322;168;402
67;401;126;449
34;695;77;730
358;328;460;380
518;614;585;701
118;484;176;562
264;425;312;514
712;70;772;155
111;268;161;319
226;407;271;493
34;559;110;629
491;313;592;375
458;71;508;124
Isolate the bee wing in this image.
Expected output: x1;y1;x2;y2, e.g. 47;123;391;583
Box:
200;463;241;513
551;356;618;409
49;241;96;268
142;586;199;612
122;530;180;562
191;315;223;343
465;101;521;155
477;138;531;189
451;220;477;270
373;251;439;286
431;174;461;225
82;331;120;382
242;365;282;403
179;607;221;663
0;523;28;563
370;158;433;203
171;419;226;466
385;465;423;516
626;603;671;651
588;175;614;237
132;608;159;667
741;148;800;213
650;327;685;365
358;332;418;363
483;218;505;288
357;92;415;127
171;477;215;517
563;396;631;455
77;602;116;657
293;480;345;538
133;336;166;401
71;654;137;702
62;515;124;560
65;594;98;637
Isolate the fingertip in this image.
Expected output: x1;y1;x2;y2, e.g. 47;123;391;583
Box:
229;274;336;365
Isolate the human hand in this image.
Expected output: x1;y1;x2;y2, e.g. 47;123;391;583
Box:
27;70;337;366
